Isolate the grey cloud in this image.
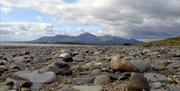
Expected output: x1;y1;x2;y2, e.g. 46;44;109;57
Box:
0;0;180;40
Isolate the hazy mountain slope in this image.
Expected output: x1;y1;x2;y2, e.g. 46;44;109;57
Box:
33;32;142;44
138;36;180;46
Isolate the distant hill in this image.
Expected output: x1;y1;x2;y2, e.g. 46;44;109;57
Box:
138;36;180;46
32;32;142;45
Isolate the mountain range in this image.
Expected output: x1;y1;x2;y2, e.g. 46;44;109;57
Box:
32;32;142;44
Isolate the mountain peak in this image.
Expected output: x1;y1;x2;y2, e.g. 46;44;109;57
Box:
78;32;95;37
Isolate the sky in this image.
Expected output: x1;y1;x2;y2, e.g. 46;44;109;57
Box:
0;0;180;41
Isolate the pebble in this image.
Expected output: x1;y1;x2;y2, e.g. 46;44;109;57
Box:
72;86;103;91
94;75;111;85
166;61;180;69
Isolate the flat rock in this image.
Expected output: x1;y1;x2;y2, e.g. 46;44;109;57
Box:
0;84;9;91
144;73;169;82
12;56;25;62
148;82;162;89
73;76;94;85
13;70;56;91
94;75;111;85
166;61;180;69
56;87;79;91
72;86;103;91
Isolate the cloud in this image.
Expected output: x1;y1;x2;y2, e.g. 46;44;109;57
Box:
0;22;55;41
0;0;180;40
0;6;12;14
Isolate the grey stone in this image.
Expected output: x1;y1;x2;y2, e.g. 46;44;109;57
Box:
0;66;8;75
12;56;25;62
73;76;94;84
148;82;162;89
144;73;169;82
94;75;111;85
167;85;180;91
56;87;79;91
72;86;103;91
129;59;153;72
14;70;56;91
91;69;101;75
0;60;7;65
167;61;180;69
119;72;131;80
53;67;72;75
150;89;168;91
0;84;8;91
55;60;69;68
59;53;70;58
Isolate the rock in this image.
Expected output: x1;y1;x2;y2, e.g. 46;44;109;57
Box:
55;60;69;68
38;67;49;73
142;49;150;55
73;54;84;62
73;76;94;84
0;66;8;76
5;78;16;87
128;73;149;91
62;55;73;62
0;60;7;65
59;53;70;58
72;86;103;91
59;53;73;62
53;67;72;75
166;61;180;69
119;72;131;80
21;82;33;88
150;85;180;91
51;60;72;75
0;84;9;91
173;48;180;57
13;70;56;91
148;82;161;89
111;56;137;72
94;62;102;67
144;73;169;82
24;51;30;55
9;64;20;70
167;85;180;91
150;89;168;91
94;75;111;85
56;87;79;91
12;56;25;62
91;69;101;75
129;59;153;72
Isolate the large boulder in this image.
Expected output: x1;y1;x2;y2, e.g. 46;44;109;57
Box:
111;56;137;72
128;73;149;91
129;59;153;72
